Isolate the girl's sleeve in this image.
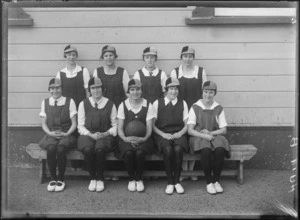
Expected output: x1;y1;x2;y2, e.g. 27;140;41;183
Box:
133;71;140;81
187;107;196;125
183;100;189;121
170;69;176;78
92;69;98;77
55;71;61;79
77;101;90;135
152;100;159;119
202;68;207;85
39;100;46;118
146;103;155;121
218;110;228;128
83;68;90;88
108;104;118;136
161;71;168;92
123;70;130;93
117;102;125;120
69;98;77;119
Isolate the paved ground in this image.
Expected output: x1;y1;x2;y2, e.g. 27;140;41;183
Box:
2;167;297;219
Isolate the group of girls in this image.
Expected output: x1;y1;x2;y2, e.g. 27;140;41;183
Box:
38;44;230;195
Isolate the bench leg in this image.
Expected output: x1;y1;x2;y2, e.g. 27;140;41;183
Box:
40;159;47;184
237;160;244;185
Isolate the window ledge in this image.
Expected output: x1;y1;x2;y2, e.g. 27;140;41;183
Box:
8;7;33;27
185;7;296;25
185;16;296;25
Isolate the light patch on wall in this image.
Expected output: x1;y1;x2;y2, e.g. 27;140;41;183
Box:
214;8;296;17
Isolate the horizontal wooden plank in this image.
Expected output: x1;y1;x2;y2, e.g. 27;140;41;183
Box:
8;26;296;44
26;143;257;161
64;170;237;178
7;60;296;77
210;76;296;92
8;92;296;109
8;43;296;60
8;108;295;126
215;92;296;108
8;76;296;92
225;108;295;126
24;8;193;12
24;9;191;27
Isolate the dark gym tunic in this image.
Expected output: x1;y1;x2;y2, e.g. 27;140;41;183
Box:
138;69;163;103
188;101;231;158
173;66;205;109
153;98;188;153
77;98;116;152
117;99;154;158
96;66;127;108
59;67;87;108
38;97;76;149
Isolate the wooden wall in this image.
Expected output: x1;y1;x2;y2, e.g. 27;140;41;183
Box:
7;7;296;126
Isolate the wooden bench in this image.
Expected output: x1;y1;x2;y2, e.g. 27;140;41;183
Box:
26;143;257;185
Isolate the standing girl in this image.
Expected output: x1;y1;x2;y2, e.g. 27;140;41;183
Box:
170;46;207;181
133;47;167;103
38;78;77;192
56;45;90;170
188;81;230;194
93;45;130;109
117;79;154;192
77;77;118;192
152;77;189;195
56;45;90;108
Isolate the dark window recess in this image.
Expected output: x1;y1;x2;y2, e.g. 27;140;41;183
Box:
185;7;296;25
8;7;33;26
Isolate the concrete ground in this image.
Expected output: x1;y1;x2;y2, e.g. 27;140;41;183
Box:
2;167;297;219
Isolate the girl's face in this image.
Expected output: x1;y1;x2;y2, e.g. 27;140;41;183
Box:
103;52;116;66
202;89;215;103
143;55;156;69
50;86;62;100
166;86;179;101
181;54;194;66
129;87;142;100
65;52;77;65
90;86;103;100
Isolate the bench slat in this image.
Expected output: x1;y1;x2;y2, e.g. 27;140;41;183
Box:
26;143;255;185
60;170;237;177
26;143;257;161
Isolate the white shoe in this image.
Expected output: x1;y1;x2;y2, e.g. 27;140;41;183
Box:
179;177;188;182
128;180;136;192
55;181;65;192
190;176;198;181
206;183;217;194
47;181;56;192
175;183;184;194
165;185;174;195
111;176;119;181
96;180;105;192
214;182;223;193
88;180;97;191
136;180;145;192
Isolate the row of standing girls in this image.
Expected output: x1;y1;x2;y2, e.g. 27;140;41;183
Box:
39;44;230;195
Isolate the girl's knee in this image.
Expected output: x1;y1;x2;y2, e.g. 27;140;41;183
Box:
174;145;183;154
83;147;94;156
47;144;56;153
201;148;212;157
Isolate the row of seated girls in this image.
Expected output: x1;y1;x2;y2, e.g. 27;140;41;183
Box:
38;45;230;195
